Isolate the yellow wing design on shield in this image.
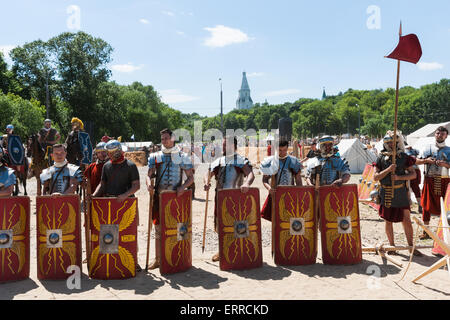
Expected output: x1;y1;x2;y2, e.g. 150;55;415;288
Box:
165;199;178;229
221;197;235;227
91;202;101;232
89;246;100;274
164;236;178;267
60;203;76;235
247;195;257;226
11;204;26;235
10;241;26;273
324;193;339;222
119;200;136;232
118;246;136;276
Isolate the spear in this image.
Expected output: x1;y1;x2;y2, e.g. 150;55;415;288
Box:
391;22;402;189
145;178;154;271
202;165;212;253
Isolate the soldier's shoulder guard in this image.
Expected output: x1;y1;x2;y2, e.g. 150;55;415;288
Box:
234;154;251;168
260;156;275;168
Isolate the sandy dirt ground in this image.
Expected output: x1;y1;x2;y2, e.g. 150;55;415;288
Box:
1;161;449;300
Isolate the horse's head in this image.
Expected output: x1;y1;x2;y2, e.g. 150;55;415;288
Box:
29;133;45;157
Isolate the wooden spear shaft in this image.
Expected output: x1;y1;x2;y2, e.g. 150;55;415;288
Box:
391;23;402;189
85;178;92;269
145;178;154;271
202;167;211;253
271;173;277;258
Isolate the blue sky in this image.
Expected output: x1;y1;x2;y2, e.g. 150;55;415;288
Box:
1;0;449;117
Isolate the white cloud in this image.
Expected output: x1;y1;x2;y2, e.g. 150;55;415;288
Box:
0;45;15;61
160;89;199;104
265;89;301;97
139;18;149;24
417;62;444;71
111;63;143;73
247;72;264;78
176;30;185;36
203;25;251;48
162;10;175;17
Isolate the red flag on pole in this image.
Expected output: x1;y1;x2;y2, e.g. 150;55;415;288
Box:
385;34;422;64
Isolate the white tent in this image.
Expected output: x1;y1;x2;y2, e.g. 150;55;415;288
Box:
337;138;377;174
412;136;450;154
407;121;450;146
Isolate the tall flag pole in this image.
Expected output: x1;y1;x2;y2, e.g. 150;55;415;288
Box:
385;22;422;188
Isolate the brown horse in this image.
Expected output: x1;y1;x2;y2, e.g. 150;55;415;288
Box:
26;134;48;196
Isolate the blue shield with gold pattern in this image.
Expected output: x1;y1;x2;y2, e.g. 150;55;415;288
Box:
7;135;25;166
78;131;93;165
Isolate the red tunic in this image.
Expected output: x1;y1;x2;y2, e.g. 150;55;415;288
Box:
421;177;450;222
84;161;105;193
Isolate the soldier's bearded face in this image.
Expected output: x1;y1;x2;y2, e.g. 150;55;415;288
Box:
324;143;332;154
108;150;122;161
44;122;51;129
435;130;448;143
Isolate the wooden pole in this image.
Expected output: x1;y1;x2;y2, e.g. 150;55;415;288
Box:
391;22;402;191
271;173;277;258
412;257;448;283
145;178;154;271
362;245;433;253
412;217;450;256
85;179;92;269
202;167;212;253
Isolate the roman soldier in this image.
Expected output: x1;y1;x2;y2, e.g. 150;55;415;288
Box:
92;140;140;200
415;126;450;240
38;119;61;166
65;117;84;166
260;139;303;221
305;135;351;187
373;131;422;256
146;128;194;269
40;144;83;195
203;136;255;262
83;142;108;193
405;144;422;213
0;124;14;150
0;146;16;197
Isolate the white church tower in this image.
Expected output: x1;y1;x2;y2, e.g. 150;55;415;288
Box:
236;71;253;110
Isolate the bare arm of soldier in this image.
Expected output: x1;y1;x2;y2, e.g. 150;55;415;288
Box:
374;164;396;181
63;177;80;195
146;167;156;192
92;180;105;197
204;169;215;191
0;185;14;197
177;168;194;196
241;164;255;193
295;170;303;186
262;175;271;191
330;173;350;187
117;180;140;201
392;166;416;181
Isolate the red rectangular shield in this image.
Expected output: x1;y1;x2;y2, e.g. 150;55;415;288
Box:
159;190;192;274
217;188;262;271
432;188;450;256
358;164;380;210
36;195;82;280
0;197;30;283
357;164;371;196
89;197;138;279
319;184;362;265
273;186;317;265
